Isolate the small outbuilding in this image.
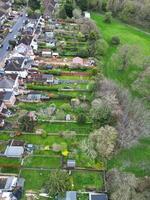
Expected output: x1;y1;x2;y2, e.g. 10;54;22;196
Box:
67;160;76;169
4;140;25;158
89;193;108;200
66;191;77;200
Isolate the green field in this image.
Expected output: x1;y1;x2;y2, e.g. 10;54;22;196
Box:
108;137;150;177
92;13;150;88
24;156;61;168
72;171;103;191
21;170;49;190
39;122;92;135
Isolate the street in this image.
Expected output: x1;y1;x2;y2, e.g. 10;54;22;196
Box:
0;12;27;64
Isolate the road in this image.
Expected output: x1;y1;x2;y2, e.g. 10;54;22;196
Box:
0;12;27;65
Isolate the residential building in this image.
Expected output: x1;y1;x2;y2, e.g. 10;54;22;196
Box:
0;173;24;200
0;10;6;27
4;57;28;78
0;91;16;107
0;74;19;95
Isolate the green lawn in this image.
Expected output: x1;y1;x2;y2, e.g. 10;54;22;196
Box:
72;171;103;191
108;137;150;177
21;169;49;190
24;156;61;168
17;99;69;111
92;13;150;88
39;122;92;135
0;157;21;166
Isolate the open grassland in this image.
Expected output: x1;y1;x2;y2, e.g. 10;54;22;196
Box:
92;13;150;89
108;137;150;177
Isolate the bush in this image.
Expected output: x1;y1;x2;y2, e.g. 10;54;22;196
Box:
60;103;72;112
111;36;120;45
90;106;116;128
61;131;76;139
104;12;112;23
19;115;36;133
96;39;109;56
77;113;87;124
91;68;98;76
41;130;48;138
55;110;65;120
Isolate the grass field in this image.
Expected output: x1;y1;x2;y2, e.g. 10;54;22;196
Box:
108;137;150;177
91;13;150;88
72;171;103;191
24;156;61;168
39;122;92;135
21;169;49;190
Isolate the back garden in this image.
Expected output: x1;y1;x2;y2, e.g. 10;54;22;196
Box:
0;18;105;197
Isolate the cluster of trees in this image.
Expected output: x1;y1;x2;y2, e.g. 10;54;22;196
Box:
14;0;42;17
19;114;36;132
44;170;71;198
27;0;42;17
95;78;150;148
106;0;150;28
107;169;150;200
80;125;118;160
59;0;150;28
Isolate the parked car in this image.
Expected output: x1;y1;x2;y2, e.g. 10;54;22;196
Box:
0;44;3;48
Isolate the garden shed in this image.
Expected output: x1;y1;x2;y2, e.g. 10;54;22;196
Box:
66;191;77;200
89;193;108;200
67;160;76;169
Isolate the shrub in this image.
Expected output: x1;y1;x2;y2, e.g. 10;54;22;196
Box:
91;68;98;76
19;115;36;133
55;110;65;120
77;113;87;124
60;103;72;112
61;131;76;139
111;36;120;45
90;106;116;128
104;12;112;23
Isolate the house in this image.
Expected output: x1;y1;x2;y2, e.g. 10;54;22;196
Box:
30;39;38;51
0;74;19;95
0;93;13;117
0;91;16;107
0;174;24;200
0;100;6;114
0;117;5;127
0;10;6;26
0;4;12;16
72;57;84;66
4;140;25;158
89;193;108;200
4;57;28;78
0;0;12;16
14;43;35;59
42;74;54;84
19;35;33;46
